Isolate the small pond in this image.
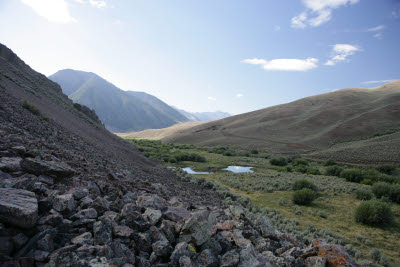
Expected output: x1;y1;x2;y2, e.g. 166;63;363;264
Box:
182;167;213;175
223;166;254;173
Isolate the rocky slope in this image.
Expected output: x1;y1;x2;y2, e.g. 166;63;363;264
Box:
49;69;189;132
0;43;359;266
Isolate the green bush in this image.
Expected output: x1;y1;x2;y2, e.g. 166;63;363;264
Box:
306;168;321;175
355;200;394;225
324;159;337;166
294;165;308;173
251;149;258;154
293;179;318;192
372;182;392;199
355;188;373;201
292;158;309;166
292;188;317;205
340;168;364;183
325;166;343;177
22;100;41;116
270;157;288;166
376;165;396;175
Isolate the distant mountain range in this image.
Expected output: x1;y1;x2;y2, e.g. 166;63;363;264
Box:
174;107;231;122
49;69;189;132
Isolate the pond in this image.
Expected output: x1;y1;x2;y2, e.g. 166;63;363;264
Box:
182;167;213;175
223;166;254;173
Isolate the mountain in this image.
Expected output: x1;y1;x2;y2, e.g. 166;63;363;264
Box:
140;82;400;164
48;69;189;132
174;107;232;122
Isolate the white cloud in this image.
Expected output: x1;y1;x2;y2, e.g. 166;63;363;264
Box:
274;25;281;31
207;96;216;101
373;33;383;39
291;0;360;28
367;25;385;32
21;0;77;23
89;0;106;8
361;79;399;85
236;93;244;98
324;44;360;66
242;57;318;71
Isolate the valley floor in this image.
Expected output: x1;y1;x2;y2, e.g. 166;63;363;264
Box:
127;138;400;265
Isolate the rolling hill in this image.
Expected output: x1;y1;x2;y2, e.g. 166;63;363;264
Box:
49;69;189;132
136;81;400;164
174;107;232;122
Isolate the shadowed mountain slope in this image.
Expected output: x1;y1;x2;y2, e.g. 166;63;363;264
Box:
49;69;188;132
155;82;400;164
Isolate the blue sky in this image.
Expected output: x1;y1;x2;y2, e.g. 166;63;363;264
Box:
0;0;399;114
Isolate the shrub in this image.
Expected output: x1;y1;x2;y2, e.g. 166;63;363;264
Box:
340;168;364;183
376;165;396;175
355;200;394;225
372;182;392;199
292;188;317;205
270;157;288;166
324;159;337;166
325;166;343;177
22;100;41;116
369;248;382;262
355;188;373;201
251;149;258;154
389;184;400;203
294;165;308;173
293;179;318;192
292;158;309;166
306;168;321;175
361;179;373;185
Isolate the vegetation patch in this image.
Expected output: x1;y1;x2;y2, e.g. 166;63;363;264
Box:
355;200;394;225
292;188;317;205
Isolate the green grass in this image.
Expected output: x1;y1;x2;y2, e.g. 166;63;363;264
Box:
128;138;400;264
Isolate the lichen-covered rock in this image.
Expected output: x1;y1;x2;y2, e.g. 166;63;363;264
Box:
152;240;173;258
163;206;191;222
136;194;167;210
143;208;162;225
196;249;219;267
179;209;217;246
170;242;196;267
21;158;75;178
0;188;38;228
53;194;76;213
311;239;360;267
72;232;93;246
71;208;98;220
220;250;240;267
0;157;22;172
305;256;327;267
113;225;133;238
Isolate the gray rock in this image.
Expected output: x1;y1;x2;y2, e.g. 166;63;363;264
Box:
0;188;38;228
68;187;89;200
110;240;135;265
39;175;54;185
0;157;22;172
93;220;113;245
152;240;173;258
305;256;326;267
238;244;260;267
179;209;217;246
15;229;55;258
163;206;191;222
72;232;93;246
38;213;63;226
53;194;76;213
71;208;98;220
0;236;13;257
21;158;75;178
11;233;29;250
143;208;162;225
255;216;275;237
113;225;134;238
196;249;219;267
37;233;54;251
34;250;50;262
179;256;195;267
229;206;244;220
220;250;240;267
90;196;110;215
170;242;196;267
136;194;167;210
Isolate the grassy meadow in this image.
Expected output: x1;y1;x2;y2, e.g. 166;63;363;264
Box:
126;138;400;266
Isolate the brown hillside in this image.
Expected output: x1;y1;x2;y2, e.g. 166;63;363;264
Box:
158;82;400;164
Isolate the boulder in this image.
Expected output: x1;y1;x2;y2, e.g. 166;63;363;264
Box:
113;225;134;238
0;157;22;172
0;188;38;228
196;249;219;267
71;208;98;220
152;240;173;258
180;209;217;246
20;158;75;178
310;239;360;267
163;206;191;222
143;208;162;225
93;220;113;245
136;194;167;210
254;216;275;237
170;242;196;267
53;194;76;213
305;256;327;267
71;232;93;246
220;250;240;267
